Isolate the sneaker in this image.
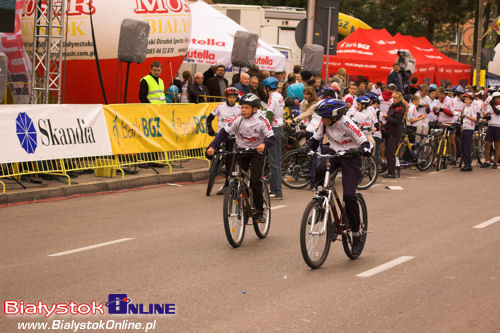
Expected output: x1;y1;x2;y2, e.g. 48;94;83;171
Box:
460;166;472;172
382;173;396;178
493;164;498;169
269;193;283;200
216;185;226;195
480;162;491;168
352;236;362;256
254;211;266;223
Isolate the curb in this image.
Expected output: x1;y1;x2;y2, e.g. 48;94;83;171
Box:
0;168;209;205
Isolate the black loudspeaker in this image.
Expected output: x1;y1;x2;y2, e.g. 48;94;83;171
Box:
0;2;16;33
302;44;324;76
0;52;7;103
315;0;340;55
118;19;150;64
231;30;258;68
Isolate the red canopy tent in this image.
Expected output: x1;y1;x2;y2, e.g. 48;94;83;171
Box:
393;33;472;86
323;28;396;83
324;29;472;86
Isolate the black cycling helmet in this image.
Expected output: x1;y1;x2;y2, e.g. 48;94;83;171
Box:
239;93;261;108
314;98;347;123
322;86;337;99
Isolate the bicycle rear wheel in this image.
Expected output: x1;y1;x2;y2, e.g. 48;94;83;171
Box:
300;199;332;269
206;157;221;196
342;193;368;260
223;182;247;248
357;155;378;190
253;180;271;239
281;149;311;189
415;143;435;171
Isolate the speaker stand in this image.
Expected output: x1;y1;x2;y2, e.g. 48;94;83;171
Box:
123;61;131;103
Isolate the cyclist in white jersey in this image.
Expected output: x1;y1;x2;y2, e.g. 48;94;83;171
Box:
303;99;372;255
433;87;461;163
206;87;241;194
207;94;276;222
263;77;285;199
352;95;376;146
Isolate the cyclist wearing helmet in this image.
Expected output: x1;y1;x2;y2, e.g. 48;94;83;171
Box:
263;77;285;199
322;86;339;100
207;94;276;221
481;91;500;168
434;87;460;164
304;99;372;255
206;87;241;194
352;96;376;147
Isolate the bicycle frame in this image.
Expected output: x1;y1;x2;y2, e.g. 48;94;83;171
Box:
309;153;350;239
436;126;452;158
227;152;254;218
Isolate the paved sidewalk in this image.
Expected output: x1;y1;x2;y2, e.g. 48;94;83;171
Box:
0;159;210;205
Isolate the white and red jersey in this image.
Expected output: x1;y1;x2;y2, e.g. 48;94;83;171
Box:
473;99;485;115
306;113;322;134
428;98;438;123
312;115;371;152
225;113;274;149
345;105;357;119
267;91;285;127
485;102;500;127
435;96;458;125
211;102;241;131
462;104;477;130
343;94;358;108
379;97;392;125
452;96;464;123
352;109;376;135
417;95;431;126
407;103;422;126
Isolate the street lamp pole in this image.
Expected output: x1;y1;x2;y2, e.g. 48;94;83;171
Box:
475;0;484;85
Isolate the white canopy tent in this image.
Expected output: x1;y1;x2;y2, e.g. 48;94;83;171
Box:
185;0;286;71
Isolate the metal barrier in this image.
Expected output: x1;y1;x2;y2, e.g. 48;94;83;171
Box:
0;148;209;193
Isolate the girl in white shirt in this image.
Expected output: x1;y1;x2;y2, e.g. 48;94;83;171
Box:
460;93;477;171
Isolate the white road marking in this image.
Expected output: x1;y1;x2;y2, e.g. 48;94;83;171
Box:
166;183;183;187
48;238;135;257
429;171;438;174
405;176;418;179
473;216;500;229
385;186;403;190
371;184;383;188
356;256;415;277
271;205;287;211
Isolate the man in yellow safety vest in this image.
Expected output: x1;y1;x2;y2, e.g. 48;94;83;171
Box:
139;61;166;104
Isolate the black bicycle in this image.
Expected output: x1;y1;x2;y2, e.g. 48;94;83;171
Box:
300;150;368;269
217;149;272;248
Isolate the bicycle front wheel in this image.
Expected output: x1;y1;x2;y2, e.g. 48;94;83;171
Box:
253;180;271;239
281;149;311;189
206;157;221;196
223;182;246;248
300;199;332;269
357;155;378;190
342;193;368;259
416;143;435;171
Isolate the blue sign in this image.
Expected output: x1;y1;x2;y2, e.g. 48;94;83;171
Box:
16;112;37;154
279;51;289;59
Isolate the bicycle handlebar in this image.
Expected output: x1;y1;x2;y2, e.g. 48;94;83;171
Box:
308;149;360;159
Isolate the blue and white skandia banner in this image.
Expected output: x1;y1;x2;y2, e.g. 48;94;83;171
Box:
0;104;113;163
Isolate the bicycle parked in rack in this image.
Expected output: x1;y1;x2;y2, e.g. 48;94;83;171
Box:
216;149;271;248
300;151;368;269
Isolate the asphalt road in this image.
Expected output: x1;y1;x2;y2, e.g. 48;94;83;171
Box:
1;167;499;333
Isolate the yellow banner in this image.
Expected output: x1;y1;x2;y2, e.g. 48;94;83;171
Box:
103;103;219;154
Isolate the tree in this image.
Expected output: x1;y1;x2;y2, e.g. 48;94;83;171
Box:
339;0;475;42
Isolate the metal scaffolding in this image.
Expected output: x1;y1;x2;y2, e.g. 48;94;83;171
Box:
29;0;67;104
